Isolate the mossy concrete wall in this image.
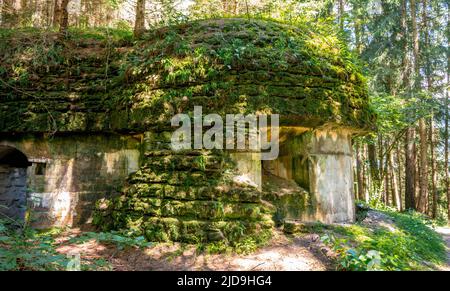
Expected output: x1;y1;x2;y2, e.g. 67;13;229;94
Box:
0;128;355;235
0;130;265;232
92;127;273;243
0;134;141;228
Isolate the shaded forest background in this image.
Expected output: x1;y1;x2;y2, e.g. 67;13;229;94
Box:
0;0;449;223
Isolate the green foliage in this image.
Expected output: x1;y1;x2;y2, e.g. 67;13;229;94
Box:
189;0;336;26
319;210;447;270
233;237;259;255
0;219;151;271
197;228;272;256
0;220;70;271
67;27;133;42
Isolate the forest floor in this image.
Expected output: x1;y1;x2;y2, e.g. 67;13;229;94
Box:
52;210;450;271
3;209;447;271
55;230;335;271
435;227;450;271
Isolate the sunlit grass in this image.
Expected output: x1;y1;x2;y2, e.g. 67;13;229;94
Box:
319;209;447;270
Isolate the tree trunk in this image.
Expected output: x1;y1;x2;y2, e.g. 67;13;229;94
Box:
368;138;380;193
420;0;438;217
356;143;365;201
446;77;450;223
400;0;410;88
389;150;402;211
404;0;420;211
416;0;428;214
446;0;450;225
400;0;413;210
429;117;438;218
44;0;53;27
363;144;370;202
384;143;390;205
1;0;17;28
396;145;403;203
417;118;428;213
53;0;62;27
19;0;31;26
338;0;345;31
59;0;69;34
353;0;362;54
405;129;416;210
134;0;145;38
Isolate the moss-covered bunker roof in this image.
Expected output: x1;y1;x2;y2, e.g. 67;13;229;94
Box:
0;18;374;133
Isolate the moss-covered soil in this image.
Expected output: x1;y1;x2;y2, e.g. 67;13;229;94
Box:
0;18;374;134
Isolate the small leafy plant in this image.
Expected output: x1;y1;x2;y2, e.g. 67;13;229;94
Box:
0;219;70;271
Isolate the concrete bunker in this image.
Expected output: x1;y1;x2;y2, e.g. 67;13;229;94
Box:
0;134;142;228
0;18;374;242
0;145;31;222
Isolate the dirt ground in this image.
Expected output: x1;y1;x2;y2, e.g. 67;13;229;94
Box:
54;212;450;271
55;230;336;271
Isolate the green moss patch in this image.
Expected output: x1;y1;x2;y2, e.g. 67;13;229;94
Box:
0;18;374;134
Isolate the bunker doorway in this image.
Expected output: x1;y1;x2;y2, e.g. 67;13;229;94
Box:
0;145;31;223
261;128;316;223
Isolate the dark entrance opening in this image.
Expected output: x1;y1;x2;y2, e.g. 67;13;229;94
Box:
0;146;31;223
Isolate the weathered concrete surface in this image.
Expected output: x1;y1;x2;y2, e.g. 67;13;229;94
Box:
0;127;356;232
0;134;142;228
229;152;262;190
263;128;355;223
0;165;27;222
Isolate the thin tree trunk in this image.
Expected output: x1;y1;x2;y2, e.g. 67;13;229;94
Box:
416;0;428;214
53;0;62;27
356;143;364;201
389;150;402;211
430;117;438;217
1;0;16;28
338;0;345;31
405;0;420;211
44;0;52;27
421;0;438;217
363;144;370;202
446;69;450;222
446;0;450;225
368;138;380;193
384;142;390;205
415;147;420;209
400;0;410;88
405;129;416;210
446;79;450;223
353;0;362;54
59;0;69;34
417;118;428;213
20;0;31;26
396;144;403;205
400;0;413;210
134;0;145;38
